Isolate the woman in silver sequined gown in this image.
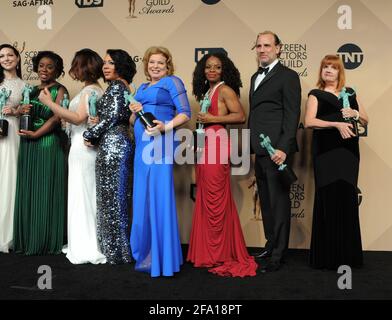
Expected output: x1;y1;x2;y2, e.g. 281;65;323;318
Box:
83;49;136;264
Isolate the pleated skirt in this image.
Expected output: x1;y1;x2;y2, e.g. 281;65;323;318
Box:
13;132;66;255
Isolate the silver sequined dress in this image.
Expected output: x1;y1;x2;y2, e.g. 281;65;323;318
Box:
84;80;134;264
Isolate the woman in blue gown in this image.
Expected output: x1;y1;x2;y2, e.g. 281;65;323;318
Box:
129;46;191;277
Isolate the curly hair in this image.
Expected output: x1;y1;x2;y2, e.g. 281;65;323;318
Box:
32;50;65;79
192;52;242;102
0;44;22;84
106;49;136;84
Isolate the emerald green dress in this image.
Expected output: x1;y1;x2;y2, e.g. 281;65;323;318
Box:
13;84;67;255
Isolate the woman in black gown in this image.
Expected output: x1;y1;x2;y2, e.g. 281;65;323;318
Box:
304;54;369;270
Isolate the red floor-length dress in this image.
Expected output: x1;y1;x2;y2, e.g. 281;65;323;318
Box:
187;88;257;277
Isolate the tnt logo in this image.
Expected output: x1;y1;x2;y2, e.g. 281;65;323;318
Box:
194;48;227;63
337;43;364;70
75;0;104;8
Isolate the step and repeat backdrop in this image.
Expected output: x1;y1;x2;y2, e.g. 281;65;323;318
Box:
1;0;390;250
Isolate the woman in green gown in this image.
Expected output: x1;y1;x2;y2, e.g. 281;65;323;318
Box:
13;51;68;255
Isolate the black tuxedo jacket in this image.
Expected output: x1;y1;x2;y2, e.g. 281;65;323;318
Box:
248;62;301;156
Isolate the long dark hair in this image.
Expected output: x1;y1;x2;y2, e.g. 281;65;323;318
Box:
0;44;22;84
192;52;242;101
106;49;136;84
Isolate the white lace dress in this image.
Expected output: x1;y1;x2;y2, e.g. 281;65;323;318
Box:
62;85;106;264
0;77;25;253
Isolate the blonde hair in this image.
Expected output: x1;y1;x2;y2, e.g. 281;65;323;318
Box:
142;46;174;80
316;54;346;91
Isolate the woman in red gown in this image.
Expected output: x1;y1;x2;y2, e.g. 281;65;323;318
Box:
187;53;258;277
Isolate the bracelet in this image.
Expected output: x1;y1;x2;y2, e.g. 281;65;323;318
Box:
353;110;360;121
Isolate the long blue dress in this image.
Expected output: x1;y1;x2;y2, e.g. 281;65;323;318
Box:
131;75;191;277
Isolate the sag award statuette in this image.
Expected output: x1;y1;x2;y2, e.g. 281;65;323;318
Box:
87;91;98;130
60;93;70;133
193;81;223;149
193;93;211;149
259;133;298;187
124;90;157;128
0;88;12;137
81;91;100;145
20;84;33;131
338;87;358;137
60;93;70;109
88;91;97;117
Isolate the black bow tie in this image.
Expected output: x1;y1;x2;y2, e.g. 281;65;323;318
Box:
257;66;269;75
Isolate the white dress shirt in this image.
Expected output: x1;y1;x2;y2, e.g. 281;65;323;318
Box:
254;59;279;91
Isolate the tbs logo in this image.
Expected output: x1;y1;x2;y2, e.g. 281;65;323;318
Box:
194;48;227;63
75;0;104;8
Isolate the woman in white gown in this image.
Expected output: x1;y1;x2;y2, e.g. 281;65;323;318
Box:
39;49;106;264
0;44;25;253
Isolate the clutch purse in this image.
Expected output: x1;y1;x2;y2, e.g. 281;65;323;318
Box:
347;119;359;137
19;114;32;131
0;119;8;137
138;111;157;128
82;130;99;146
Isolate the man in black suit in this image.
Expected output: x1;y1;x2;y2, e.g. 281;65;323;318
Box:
248;31;301;272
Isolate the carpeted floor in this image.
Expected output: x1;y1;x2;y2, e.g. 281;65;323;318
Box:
1;247;391;300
